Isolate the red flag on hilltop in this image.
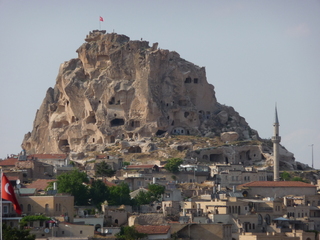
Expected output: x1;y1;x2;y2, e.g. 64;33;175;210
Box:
2;173;22;214
99;16;104;22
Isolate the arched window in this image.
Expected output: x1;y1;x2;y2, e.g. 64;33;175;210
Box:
258;214;263;225
45;204;49;214
265;214;271;225
27;204;31;212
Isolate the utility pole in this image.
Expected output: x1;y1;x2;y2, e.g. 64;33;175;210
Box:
309;144;314;169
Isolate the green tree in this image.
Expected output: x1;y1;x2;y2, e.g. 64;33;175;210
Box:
2;223;35;240
123;161;130;167
164;158;183;173
115;226;147;240
57;169;90;205
89;179;109;209
20;215;51;228
292;176;309;183
148;184;165;202
108;182;131;206
280;171;291;181
133;190;151;206
95;161;116;177
133;184;165;206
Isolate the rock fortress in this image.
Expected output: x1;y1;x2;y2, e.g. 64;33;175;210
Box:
22;30;308;171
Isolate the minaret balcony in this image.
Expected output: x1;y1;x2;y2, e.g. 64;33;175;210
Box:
272;136;281;143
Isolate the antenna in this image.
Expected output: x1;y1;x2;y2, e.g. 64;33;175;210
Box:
309;144;314;169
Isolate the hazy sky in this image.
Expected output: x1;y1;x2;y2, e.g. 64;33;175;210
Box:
0;1;319;168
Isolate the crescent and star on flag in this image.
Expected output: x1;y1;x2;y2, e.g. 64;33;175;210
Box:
1;173;22;214
5;182;12;195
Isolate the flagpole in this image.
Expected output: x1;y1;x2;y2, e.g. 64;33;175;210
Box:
1;167;2;240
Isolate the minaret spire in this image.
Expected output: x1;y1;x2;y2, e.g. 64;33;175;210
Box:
272;104;281;181
275;104;279;125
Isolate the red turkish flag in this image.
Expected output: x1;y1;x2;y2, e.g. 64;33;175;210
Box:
99;16;104;22
2;173;22;214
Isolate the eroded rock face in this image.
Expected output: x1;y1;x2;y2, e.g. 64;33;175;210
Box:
22;30;253;154
220;132;239;142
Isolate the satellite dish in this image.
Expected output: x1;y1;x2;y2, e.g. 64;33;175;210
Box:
44;228;50;233
16;179;20;184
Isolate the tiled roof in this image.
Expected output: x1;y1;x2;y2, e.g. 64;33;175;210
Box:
135;225;170;235
103;179;117;187
237;181;316;188
7;175;19;181
96;154;108;159
25;179;55;191
126;164;157;169
0;158;18;166
27;154;67;160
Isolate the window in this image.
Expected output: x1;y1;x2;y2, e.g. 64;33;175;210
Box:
265;214;271;225
3;206;8;214
28;204;31;212
258;214;263;225
185;77;192;83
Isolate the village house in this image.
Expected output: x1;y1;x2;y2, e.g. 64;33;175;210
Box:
237;181;317;198
210;163;273;188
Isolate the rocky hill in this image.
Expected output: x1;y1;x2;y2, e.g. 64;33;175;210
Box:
21;30;305;170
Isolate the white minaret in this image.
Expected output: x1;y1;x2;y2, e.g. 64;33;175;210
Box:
272;105;281;181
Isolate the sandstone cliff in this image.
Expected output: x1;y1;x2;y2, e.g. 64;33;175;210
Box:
22;30;254;155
